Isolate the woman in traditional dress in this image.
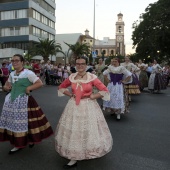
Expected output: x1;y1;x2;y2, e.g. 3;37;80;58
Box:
57;63;63;83
162;65;170;87
0;54;53;154
103;58;132;120
63;66;69;81
148;59;166;93
120;56;140;101
137;59;148;91
55;57;112;169
95;58;106;84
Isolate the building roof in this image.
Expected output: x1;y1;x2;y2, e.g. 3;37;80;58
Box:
118;13;123;16
55;33;83;57
80;34;94;40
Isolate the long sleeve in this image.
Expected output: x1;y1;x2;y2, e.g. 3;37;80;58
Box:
58;78;71;96
103;69;109;76
157;64;163;71
93;78;110;101
131;63;140;72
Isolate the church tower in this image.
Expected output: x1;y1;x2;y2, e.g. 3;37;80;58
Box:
115;13;125;56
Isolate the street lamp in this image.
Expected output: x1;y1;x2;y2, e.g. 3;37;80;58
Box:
23;44;25;56
157;50;160;60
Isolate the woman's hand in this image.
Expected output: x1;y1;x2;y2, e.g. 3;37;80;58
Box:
90;93;96;100
25;87;31;95
3;85;12;91
121;80;126;84
70;94;75;98
90;93;102;100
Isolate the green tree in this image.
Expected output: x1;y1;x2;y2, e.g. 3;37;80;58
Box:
132;0;170;63
30;38;63;62
64;42;91;63
23;53;33;62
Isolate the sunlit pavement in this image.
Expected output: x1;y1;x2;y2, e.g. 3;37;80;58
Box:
0;86;170;170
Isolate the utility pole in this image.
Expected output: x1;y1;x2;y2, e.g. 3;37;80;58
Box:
92;0;95;64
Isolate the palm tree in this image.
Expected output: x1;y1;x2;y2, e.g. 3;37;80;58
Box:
30;38;63;62
24;53;33;62
64;42;91;63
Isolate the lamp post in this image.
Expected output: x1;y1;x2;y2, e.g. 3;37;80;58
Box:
92;0;95;64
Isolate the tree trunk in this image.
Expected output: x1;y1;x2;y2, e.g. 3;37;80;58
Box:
43;56;49;63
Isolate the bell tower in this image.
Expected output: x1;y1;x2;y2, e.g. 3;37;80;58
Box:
115;13;125;56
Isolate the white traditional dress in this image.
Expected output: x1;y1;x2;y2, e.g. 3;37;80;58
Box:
148;64;166;92
103;65;132;114
55;72;112;160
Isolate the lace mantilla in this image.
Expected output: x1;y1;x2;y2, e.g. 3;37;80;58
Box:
69;72;97;83
108;65;126;74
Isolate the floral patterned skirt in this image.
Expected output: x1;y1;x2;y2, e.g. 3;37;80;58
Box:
125;73;140;94
55;98;113;160
103;83;129;114
0;94;53;148
148;73;166;91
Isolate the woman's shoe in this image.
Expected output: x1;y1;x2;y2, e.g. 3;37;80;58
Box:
8;148;22;154
116;114;121;120
63;162;77;169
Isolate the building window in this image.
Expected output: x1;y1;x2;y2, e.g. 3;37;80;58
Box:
118;26;122;33
42;15;48;25
41;30;48;39
10;27;14;36
49;20;55;28
33;26;41;37
1;28;10;36
49;33;54;40
33;10;40;21
84;40;86;42
0;9;27;20
16;9;27;19
20;27;29;35
15;27;20;35
0;26;29;37
90;40;92;42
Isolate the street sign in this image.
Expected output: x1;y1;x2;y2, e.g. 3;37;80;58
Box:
92;51;97;58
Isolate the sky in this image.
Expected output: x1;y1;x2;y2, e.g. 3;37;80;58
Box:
55;0;158;54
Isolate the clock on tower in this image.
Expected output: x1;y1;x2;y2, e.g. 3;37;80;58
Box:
117;36;123;42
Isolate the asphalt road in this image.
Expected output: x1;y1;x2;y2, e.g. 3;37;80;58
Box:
0;86;170;170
